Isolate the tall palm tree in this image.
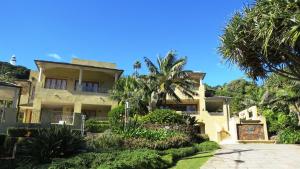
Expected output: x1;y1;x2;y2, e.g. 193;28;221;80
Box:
110;76;149;114
133;61;141;77
143;51;197;111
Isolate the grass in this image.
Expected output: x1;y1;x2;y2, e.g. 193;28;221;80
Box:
170;151;214;169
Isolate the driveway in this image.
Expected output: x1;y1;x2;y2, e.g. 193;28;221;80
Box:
201;144;300;169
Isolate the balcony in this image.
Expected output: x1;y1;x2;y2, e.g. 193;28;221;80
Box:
177;111;200;115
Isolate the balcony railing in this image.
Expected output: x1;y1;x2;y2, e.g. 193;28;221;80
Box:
51;115;74;125
208;112;224;116
177;111;199;115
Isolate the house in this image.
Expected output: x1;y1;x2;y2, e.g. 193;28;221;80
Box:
0;82;21;133
163;72;231;142
18;58;123;125
5;58;268;143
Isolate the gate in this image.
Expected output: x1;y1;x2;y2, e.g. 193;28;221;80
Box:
237;124;265;140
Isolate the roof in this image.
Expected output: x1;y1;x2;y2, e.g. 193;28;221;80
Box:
188;71;206;80
34;60;124;76
0;81;21;88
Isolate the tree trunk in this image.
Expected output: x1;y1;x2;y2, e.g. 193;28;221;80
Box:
148;92;158;112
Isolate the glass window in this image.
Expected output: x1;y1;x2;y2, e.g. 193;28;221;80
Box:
45;78;67;90
75;80;99;93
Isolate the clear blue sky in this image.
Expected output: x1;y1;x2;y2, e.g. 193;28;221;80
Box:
0;0;253;86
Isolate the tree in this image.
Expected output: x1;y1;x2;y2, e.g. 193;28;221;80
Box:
0;61;30;82
110;76;149;114
133;61;141;77
143;51;197;111
215;79;262;115
261;73;300;123
219;0;300;81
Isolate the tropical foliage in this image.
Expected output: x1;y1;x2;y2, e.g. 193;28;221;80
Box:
0;61;30;82
110;51;197;112
219;0;300;81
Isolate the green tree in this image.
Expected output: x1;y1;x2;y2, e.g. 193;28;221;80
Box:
215;79;262;115
219;0;300;81
261;73;300;124
110;76;149;114
143;51;197;111
133;60;141;77
0;61;30;82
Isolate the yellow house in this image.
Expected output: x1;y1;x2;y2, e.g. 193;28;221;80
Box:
164;72;231;143
19;58;123;124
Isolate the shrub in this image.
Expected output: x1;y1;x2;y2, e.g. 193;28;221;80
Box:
141;109;185;125
0;134;6;146
194;141;220;152
193;134;209;143
45;149;169;169
277;128;300;144
121;127;179;141
18;125;85;163
85;119;110;133
124;134;191;150
108;106;125;131
7;127;38;137
86;130;124;152
164;146;198;161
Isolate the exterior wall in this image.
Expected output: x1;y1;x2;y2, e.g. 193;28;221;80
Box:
227;106;269;143
165;75;230;143
71;58;117;69
27;65;118;123
195;102;230;142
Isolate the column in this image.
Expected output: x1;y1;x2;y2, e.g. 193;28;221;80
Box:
77;68;83;91
38;67;43;82
114;73;118;82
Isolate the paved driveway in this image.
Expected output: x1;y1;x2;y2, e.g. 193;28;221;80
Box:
201;144;300;169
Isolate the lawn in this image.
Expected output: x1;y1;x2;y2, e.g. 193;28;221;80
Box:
171;151;214;169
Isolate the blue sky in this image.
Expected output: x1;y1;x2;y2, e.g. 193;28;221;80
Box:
0;0;253;86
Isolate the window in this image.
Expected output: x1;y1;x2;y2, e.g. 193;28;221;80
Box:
75;81;99;92
45;78;67;90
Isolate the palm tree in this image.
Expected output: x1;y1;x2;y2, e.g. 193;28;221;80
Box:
133;61;141;77
143;51;197;111
110;76;149;114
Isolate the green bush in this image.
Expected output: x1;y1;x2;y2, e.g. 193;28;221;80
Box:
194;134;209;143
86;131;124;152
141;109;185;125
194;141;220;152
108;106;125;131
164;146;198;161
18;125;85;163
121;127;179;141
277;128;300;144
124;134;191;150
0;134;6;146
85;119;110;133
7;127;38;137
45;149;169;169
263;109;299;135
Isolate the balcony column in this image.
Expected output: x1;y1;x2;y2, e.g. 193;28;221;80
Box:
38;66;43;82
114;73;118;82
77;68;83;91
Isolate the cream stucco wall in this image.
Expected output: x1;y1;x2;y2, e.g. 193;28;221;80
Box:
22;61;120;123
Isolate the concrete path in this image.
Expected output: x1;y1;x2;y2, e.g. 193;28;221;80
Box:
201;144;300;169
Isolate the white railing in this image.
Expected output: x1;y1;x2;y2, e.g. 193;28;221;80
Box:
177;111;200;115
208;112;224;116
51;115;74;125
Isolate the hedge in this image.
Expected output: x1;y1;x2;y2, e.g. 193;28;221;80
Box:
85;119;110;133
16;141;220;169
7;127;39;137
